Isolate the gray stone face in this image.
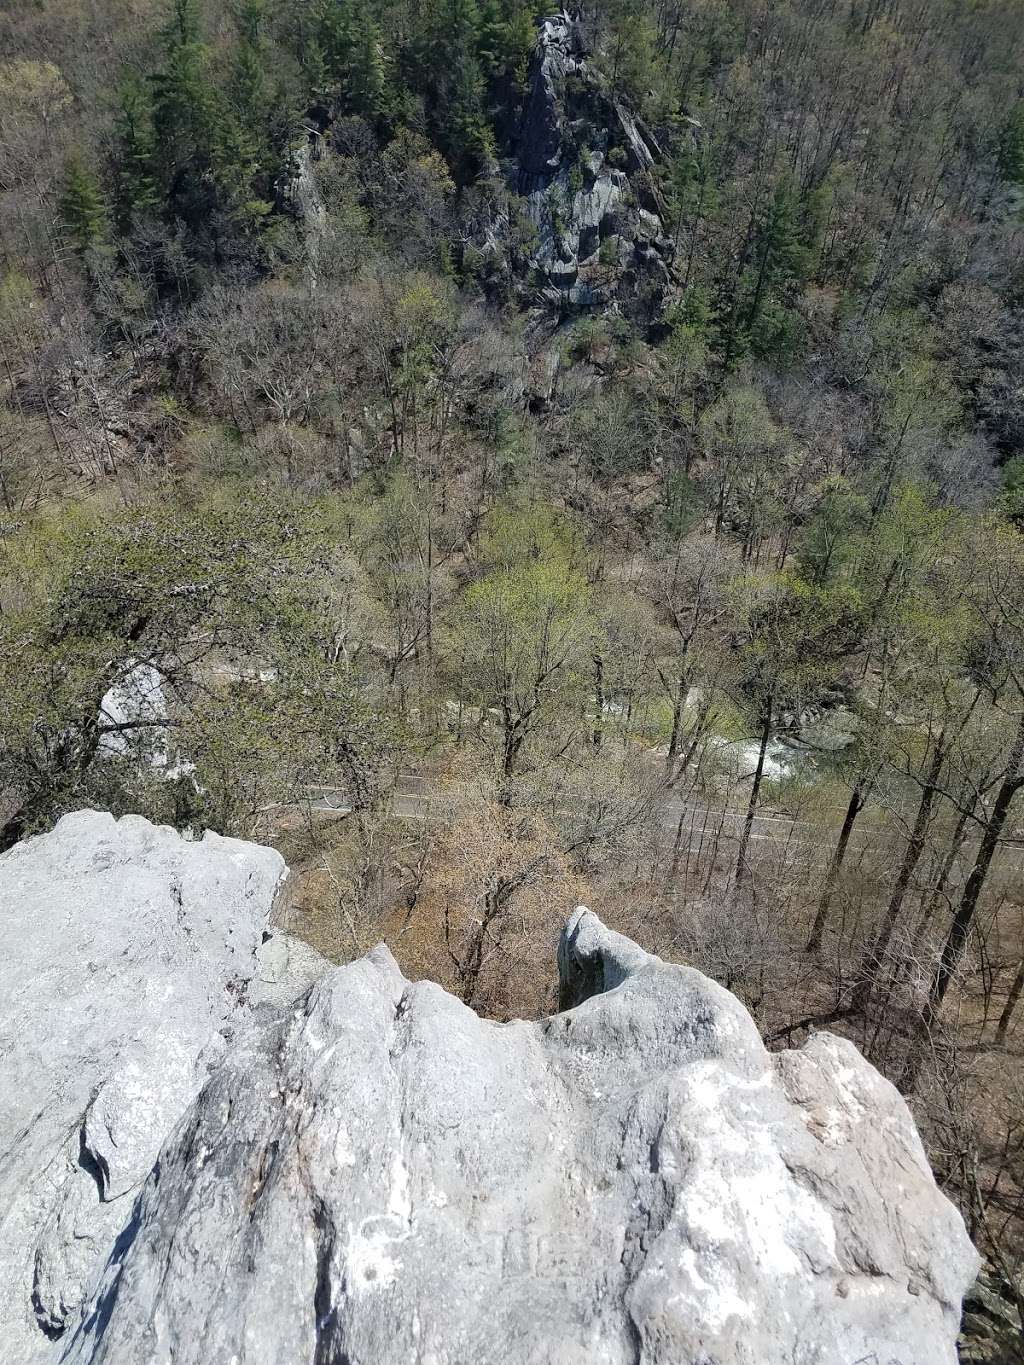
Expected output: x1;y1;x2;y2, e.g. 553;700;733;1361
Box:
507;11;675;323
42;899;976;1365
517;12;584;186
0;811;296;1363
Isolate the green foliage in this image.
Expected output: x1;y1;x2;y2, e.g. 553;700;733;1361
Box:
479;0;534;89
798;478;870;585
477;500;584;574
446;502;594;776
748;296;807;364
149;0;217;224
664;137;719;259
59;153;108;255
998;102;1024;187
112;78;159;229
106;0;302;259
566;316;610;361
399;0;496;175
730;571;866;721
318;0;390;119
663;467;702;537
699;383;778;475
0;496;386;840
864;323;961;520
733;173;816;362
597;235;619;268
664;321;708;392
602;0;671;117
488;410;538;490
851;483;971;682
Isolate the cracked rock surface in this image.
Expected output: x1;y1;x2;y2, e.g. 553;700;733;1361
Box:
485;10;674;330
23;880;977;1364
0;811;302;1363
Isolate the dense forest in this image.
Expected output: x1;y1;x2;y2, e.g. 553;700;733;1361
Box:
3;0;1024;1353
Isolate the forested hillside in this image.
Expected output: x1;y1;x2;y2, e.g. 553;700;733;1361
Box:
3;0;1024;1352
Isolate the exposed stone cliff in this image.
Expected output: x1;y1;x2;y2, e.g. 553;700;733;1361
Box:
484;11;677;330
0;813;979;1364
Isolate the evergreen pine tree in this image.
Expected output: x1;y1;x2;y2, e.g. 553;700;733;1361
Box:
476;0;505;76
148;0;274;239
439;0;492;173
227;0;277;210
232;2;271;132
318;0;355;86
348;7;388;119
302;34;331;105
743;173;813;359
113;78;160;229
316;0;389;120
59;153;108;255
150;0;219;226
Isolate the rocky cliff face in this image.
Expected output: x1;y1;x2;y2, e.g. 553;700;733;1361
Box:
0;812;321;1364
486;11;677;327
1;814;978;1364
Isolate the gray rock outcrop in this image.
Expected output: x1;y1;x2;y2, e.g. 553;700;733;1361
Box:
5;867;973;1365
0;811;316;1363
484;11;677;328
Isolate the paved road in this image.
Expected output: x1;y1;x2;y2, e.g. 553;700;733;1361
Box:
297;774;1024;873
303;774;874;849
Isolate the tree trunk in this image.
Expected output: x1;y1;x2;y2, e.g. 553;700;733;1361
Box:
671;696;713;787
502;728;520;780
925;712;1024;1028
682;168;709;286
996;957;1024;1046
593;653;604;750
745;235;773;336
665;669;689;771
854;730;946;1007
807;777;865;951
912;803;972;950
714;478;729;537
735;700;772;883
425;526;434;659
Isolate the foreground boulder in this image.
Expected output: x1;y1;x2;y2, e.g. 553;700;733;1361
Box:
0;812;316;1363
55;911;975;1361
0;814;978;1363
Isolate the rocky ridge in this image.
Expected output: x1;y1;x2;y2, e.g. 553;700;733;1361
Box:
0;812;980;1364
484;11;677;331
